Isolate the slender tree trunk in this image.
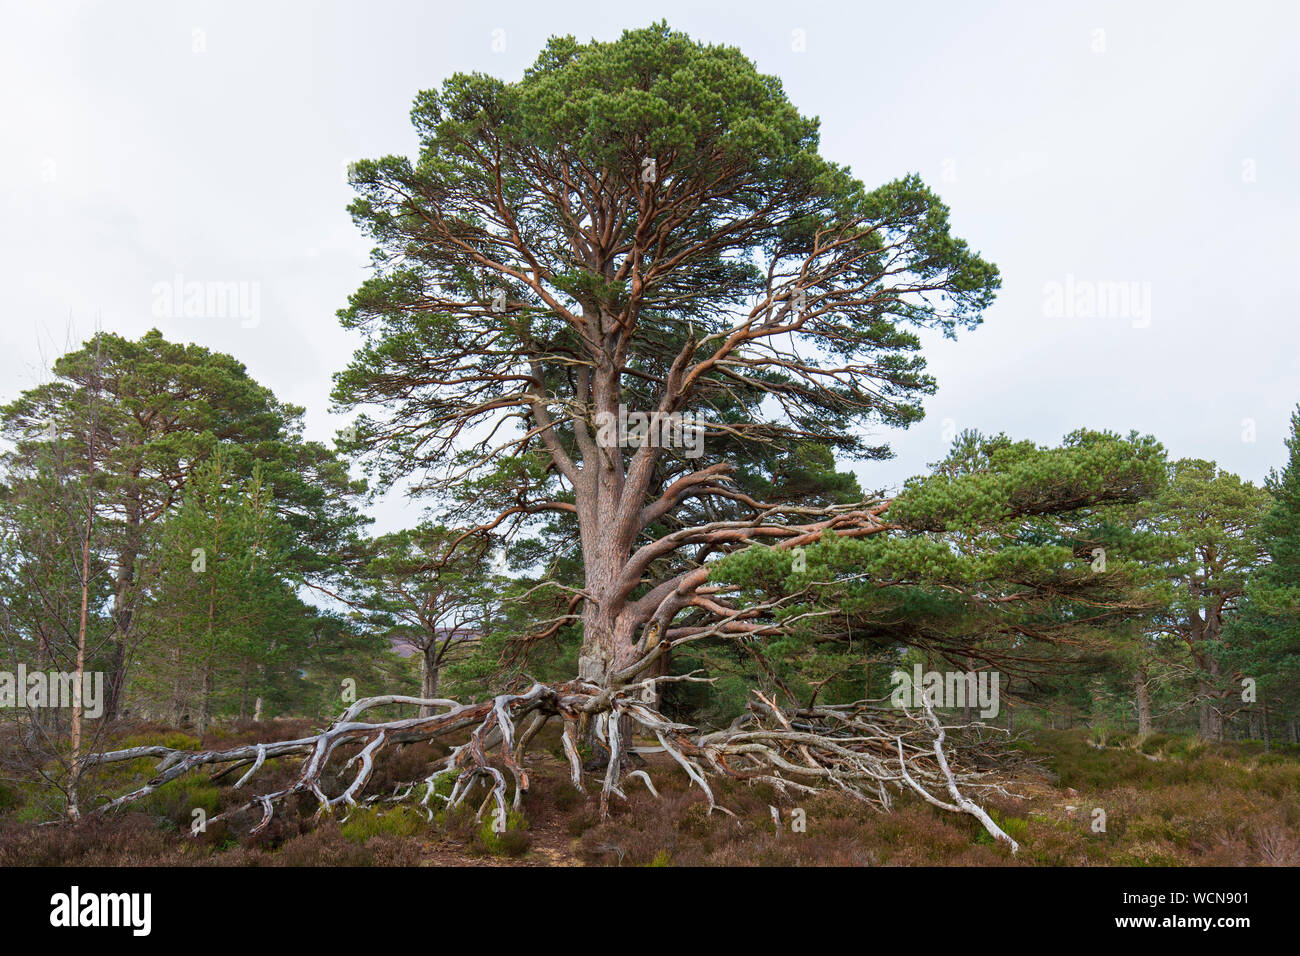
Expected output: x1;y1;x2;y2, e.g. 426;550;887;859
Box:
1194;606;1227;742
1134;668;1153;738
104;492;142;721
105;621;128;721
66;379;102;823
197;664;214;737
1198;656;1224;742
198;558;218;738
419;644;440;718
170;647;186;726
66;502;93;822
24;627;53;749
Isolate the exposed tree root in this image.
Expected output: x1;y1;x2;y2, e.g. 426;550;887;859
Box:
83;677;1021;851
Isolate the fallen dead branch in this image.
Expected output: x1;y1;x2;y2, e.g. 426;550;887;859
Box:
84;677;1021;851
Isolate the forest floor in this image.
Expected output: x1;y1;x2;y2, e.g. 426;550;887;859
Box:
2;719;1298;866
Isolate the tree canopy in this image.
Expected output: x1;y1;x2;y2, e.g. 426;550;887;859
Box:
334;22;1002;685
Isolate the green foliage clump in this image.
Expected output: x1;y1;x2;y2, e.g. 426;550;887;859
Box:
138;778;221;830
471;809;531;857
0;783;20;814
972;811;1029;847
340;805;428;843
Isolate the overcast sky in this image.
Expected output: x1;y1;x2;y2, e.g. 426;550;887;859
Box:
2;0;1296;530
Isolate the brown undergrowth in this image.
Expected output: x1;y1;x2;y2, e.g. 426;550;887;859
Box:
1;722;1296;867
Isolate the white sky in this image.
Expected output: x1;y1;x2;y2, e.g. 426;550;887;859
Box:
2;0;1296;531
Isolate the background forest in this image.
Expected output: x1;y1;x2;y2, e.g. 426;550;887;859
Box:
2;325;1297;823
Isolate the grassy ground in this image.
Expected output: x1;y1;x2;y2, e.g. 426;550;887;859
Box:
2;720;1297;866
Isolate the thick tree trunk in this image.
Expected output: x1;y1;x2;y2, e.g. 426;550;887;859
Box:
573;349;663;688
577;606;642;683
567;349;696;767
577;607;615;684
577;606;647;770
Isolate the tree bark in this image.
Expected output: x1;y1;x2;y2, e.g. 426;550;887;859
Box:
419;645;441;718
1134;668;1152;738
1198;656;1224;742
1191;605;1226;743
104;491;143;722
66;493;94;822
197;665;214;738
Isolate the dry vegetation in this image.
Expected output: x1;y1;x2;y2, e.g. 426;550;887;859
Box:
3;718;1298;867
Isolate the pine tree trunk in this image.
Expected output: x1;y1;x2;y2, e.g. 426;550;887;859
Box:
24;628;53;749
419;646;440;718
1134;669;1152;737
197;665;214;737
66;500;94;822
1005;678;1015;732
1198;656;1224;742
1195;609;1226;742
170;647;186;727
104;494;142;721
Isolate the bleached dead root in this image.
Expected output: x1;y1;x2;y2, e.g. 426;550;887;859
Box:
84;677;1020;851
